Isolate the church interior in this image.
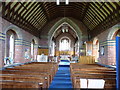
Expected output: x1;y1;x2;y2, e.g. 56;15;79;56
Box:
0;0;120;89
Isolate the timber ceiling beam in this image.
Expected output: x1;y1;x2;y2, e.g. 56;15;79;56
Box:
1;2;120;38
41;2;50;21
81;3;90;21
90;2;120;38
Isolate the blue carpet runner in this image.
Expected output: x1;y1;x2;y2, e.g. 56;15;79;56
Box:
49;60;73;90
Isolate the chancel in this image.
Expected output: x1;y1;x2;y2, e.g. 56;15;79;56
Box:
0;0;120;89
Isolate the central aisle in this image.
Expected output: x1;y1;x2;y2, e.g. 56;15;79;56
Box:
49;60;73;89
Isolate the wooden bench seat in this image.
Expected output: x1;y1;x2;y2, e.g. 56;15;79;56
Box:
70;63;116;89
70;70;116;78
19;62;58;73
5;62;58;82
70;66;114;70
0;80;42;89
0;70;50;87
71;70;116;74
0;74;47;88
71;73;116;86
13;63;58;77
5;68;54;83
7;66;55;76
72;73;116;79
1;62;59;89
74;77;116;89
70;63;114;69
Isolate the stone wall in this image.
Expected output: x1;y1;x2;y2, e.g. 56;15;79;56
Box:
92;23;120;65
0;17;40;66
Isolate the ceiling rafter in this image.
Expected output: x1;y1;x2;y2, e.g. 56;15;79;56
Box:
31;11;46;28
22;3;40;28
13;2;27;25
90;3;120;37
81;3;90;21
26;3;41;24
2;2;120;38
85;2;105;30
92;3;107;19
9;3;19;20
41;2;50;21
19;2;41;28
28;4;44;25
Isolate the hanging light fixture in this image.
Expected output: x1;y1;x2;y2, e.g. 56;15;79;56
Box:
62;24;68;33
62;25;65;33
66;27;68;32
65;0;69;5
56;0;60;5
62;28;65;33
56;0;69;5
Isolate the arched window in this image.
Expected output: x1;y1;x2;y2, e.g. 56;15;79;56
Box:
31;39;35;60
5;30;17;65
59;38;70;51
9;34;14;59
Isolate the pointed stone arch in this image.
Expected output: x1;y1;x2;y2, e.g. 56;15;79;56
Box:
4;25;23;39
48;17;88;47
107;24;120;40
48;17;83;42
93;37;99;45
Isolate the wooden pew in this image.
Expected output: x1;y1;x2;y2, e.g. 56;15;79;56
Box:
0;74;47;88
70;63;115;75
0;62;59;89
20;62;58;74
0;80;42;89
14;62;58;77
70;63;114;70
74;77;116;89
71;73;116;87
6;67;54;83
79;56;95;64
70;63;116;89
5;62;58;83
1;70;50;88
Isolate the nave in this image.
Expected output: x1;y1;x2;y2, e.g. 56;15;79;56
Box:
0;1;120;89
0;59;116;89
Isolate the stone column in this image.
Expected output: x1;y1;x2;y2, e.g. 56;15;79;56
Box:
0;17;5;68
86;41;93;56
107;40;116;65
34;44;38;60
